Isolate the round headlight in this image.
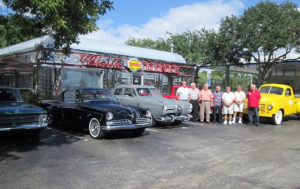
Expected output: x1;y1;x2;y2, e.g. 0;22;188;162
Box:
267;105;273;110
163;105;168;113
177;105;182;112
39;114;48;125
106;112;113;120
145;110;152;118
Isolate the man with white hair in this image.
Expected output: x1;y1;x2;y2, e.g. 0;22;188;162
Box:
222;86;235;125
247;84;261;126
176;81;189;101
188;83;200;122
233;85;246;124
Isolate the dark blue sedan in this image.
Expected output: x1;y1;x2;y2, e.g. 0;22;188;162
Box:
0;87;47;135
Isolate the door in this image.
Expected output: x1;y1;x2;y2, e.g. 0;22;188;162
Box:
284;88;296;115
133;74;142;85
123;88;139;106
61;89;81;123
113;87;124;101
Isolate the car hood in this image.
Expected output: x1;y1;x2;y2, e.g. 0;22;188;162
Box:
142;96;190;106
260;93;283;104
81;101;136;120
0;102;46;116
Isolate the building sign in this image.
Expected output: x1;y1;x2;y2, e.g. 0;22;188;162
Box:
128;58;142;72
49;53;194;76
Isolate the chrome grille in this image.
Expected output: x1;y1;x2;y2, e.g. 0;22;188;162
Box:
108;119;132;125
136;118;151;124
260;104;265;112
0;115;39;127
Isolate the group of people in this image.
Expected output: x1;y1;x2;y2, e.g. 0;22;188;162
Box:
176;81;261;126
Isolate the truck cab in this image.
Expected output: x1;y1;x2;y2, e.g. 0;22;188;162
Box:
248;84;300;125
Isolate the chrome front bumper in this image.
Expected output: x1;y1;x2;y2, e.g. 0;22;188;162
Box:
103;118;152;131
155;114;191;123
0;123;48;132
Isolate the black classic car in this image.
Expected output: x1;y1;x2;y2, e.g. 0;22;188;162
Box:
40;88;152;139
0;87;48;135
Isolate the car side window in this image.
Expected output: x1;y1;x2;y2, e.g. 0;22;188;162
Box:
285;88;291;96
114;88;123;95
124;88;136;97
64;90;76;103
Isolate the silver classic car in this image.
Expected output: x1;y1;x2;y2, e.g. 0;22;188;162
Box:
112;85;192;125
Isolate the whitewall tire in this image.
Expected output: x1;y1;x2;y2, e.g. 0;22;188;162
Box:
89;118;104;139
272;110;283;125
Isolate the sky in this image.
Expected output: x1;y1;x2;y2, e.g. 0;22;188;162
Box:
83;0;300;44
1;0;299;44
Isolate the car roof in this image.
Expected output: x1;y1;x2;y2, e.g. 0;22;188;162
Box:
65;87;111;91
260;84;291;88
115;85;157;88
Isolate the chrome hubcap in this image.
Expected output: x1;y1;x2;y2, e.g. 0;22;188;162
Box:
275;111;282;124
89;119;100;137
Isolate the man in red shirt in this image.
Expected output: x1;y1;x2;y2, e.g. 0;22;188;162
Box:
247;84;261;126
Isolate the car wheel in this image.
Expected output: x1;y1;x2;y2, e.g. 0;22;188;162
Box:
88;118;104;139
47;112;55;126
272;110;283;125
151;116;157;127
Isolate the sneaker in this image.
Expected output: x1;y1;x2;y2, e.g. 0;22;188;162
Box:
238;120;243;124
223;120;227;125
229;121;232;125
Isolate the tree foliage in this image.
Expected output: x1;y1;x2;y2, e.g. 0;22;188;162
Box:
126;30;219;67
1;0;113;50
219;1;300;83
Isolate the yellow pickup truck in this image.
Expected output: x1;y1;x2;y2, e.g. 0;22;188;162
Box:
250;84;300;125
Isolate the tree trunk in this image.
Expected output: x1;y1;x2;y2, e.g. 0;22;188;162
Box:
259;63;274;84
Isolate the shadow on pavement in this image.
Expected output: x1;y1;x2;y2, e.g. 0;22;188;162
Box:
0;127;82;162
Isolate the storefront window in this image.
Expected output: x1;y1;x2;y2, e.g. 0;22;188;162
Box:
61;68;103;90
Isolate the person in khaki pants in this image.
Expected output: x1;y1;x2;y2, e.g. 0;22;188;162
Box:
198;83;214;123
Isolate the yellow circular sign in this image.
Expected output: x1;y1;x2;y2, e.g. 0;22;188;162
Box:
128;58;142;72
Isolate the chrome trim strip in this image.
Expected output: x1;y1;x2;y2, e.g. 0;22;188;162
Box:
102;122;151;131
0;123;47;132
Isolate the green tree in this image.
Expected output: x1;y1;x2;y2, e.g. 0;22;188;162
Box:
219;1;300;83
125;30;221;84
1;0;113;50
197;71;208;87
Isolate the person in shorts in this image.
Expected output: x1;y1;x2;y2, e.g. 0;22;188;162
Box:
222;86;235;125
233;85;246;124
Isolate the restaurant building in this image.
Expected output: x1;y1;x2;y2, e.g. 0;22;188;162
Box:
0;36;195;97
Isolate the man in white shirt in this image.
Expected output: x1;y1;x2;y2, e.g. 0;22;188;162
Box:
233;85;246;124
222;86;235;125
176;81;189;101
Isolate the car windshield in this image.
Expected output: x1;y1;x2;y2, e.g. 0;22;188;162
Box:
0;88;23;102
259;86;283;95
137;88;161;96
80;89;117;102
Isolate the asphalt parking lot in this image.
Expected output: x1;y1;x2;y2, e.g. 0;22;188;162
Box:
1;117;300;189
